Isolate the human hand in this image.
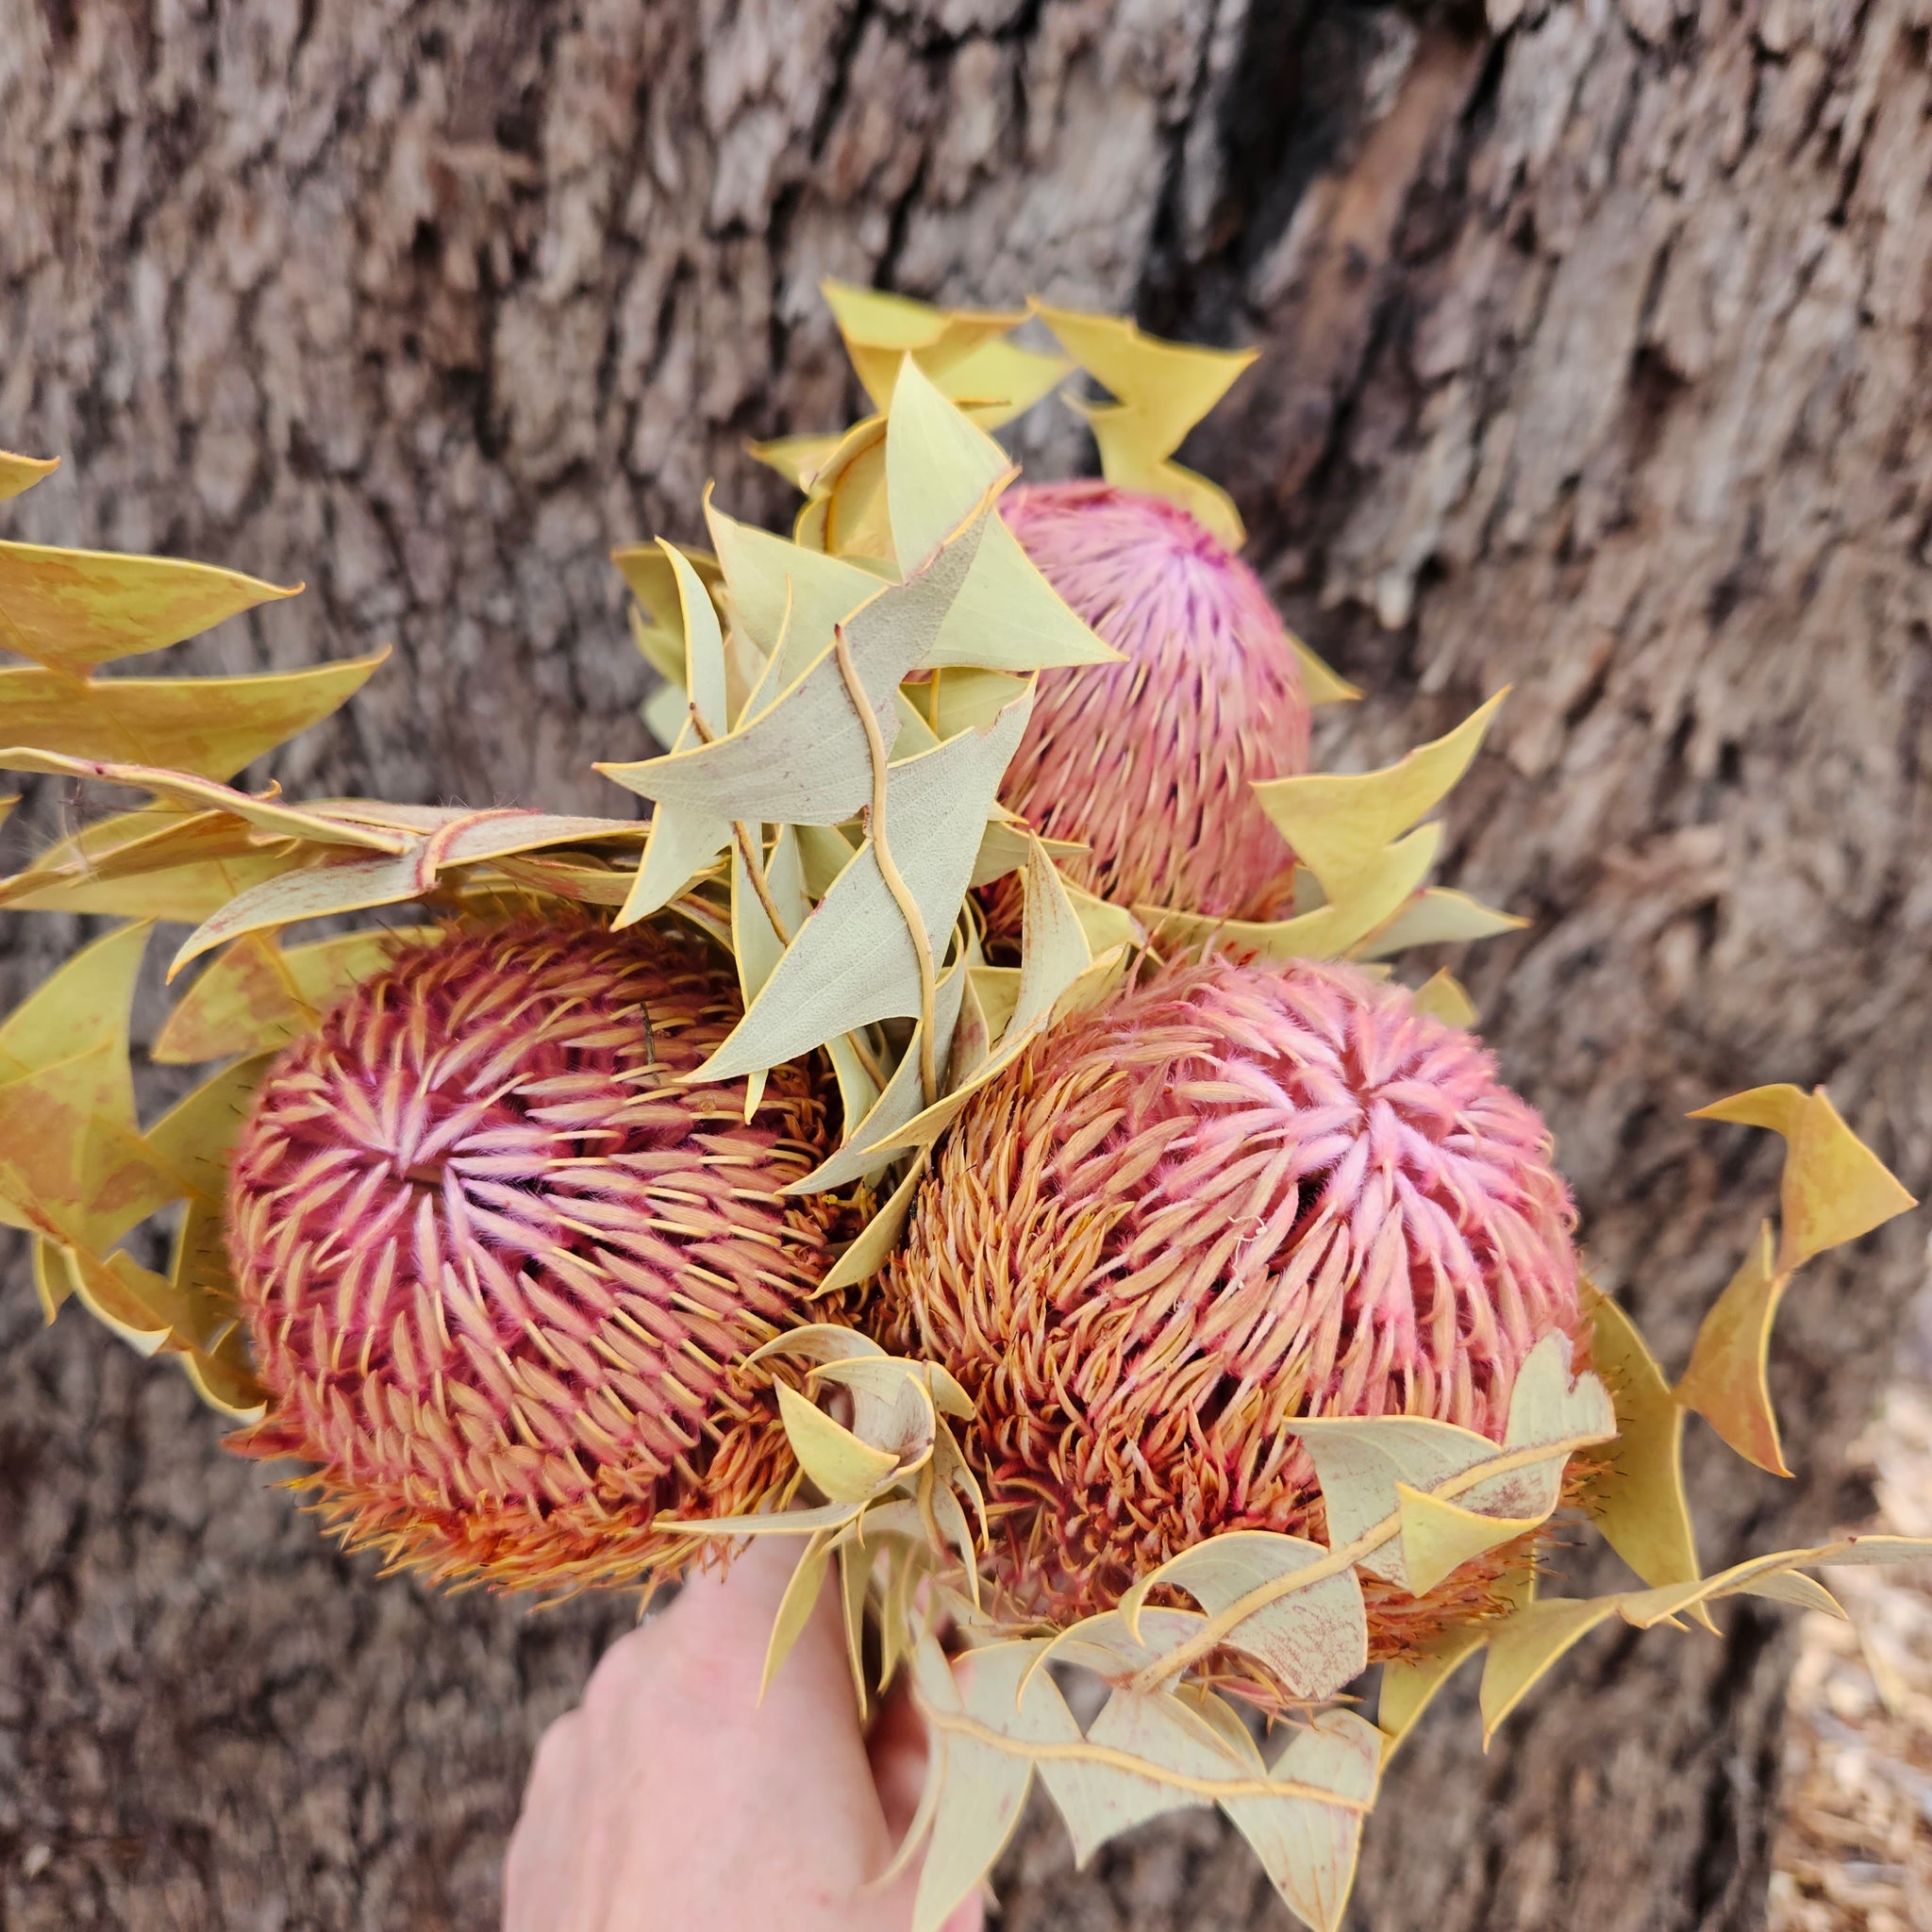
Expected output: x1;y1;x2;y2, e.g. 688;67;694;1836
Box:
504;1540;983;1932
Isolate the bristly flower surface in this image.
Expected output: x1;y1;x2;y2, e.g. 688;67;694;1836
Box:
874;955;1584;1652
226;919;844;1591
993;479;1311;919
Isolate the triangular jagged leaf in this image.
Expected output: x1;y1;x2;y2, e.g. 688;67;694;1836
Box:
1690;1083;1917;1271
697;691;1031;1082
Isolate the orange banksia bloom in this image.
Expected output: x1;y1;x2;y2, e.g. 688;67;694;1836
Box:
227;919;844;1591
874;955;1584;1653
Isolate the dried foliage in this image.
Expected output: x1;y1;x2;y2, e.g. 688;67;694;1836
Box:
0;283;1922;1932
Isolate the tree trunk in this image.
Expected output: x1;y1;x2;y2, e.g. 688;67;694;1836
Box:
3;1;1926;1926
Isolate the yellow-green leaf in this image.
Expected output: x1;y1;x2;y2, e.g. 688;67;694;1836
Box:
1142;823;1444;968
1479;1595;1625;1741
1288;631;1360;707
0;748;408;853
1394;1484;1549;1597
0;451;59;502
697;692;1031;1082
0;652;386;780
815;1153;928;1293
155;930;433;1063
775;1381;901;1503
1409;968;1476;1028
760;1537;834;1699
1582;1280;1702;1593
1351;886;1526;961
1690;1083;1917;1271
1674;1221;1792;1476
1252;691;1506;901
1034;303;1256;463
0;539;300;673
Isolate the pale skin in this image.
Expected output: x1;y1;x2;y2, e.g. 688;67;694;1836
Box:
504;1540;984;1932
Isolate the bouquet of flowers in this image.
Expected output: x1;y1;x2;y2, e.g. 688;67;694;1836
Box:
0;286;1916;1931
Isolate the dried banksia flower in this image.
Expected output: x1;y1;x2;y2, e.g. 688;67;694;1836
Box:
874;955;1584;1655
992;479;1311;919
227;919;843;1591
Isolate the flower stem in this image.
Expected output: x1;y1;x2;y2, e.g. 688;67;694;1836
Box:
833;625;938;1107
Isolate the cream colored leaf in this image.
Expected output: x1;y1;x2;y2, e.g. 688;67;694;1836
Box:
705;497;878;667
698;691;1032;1081
1122;1531;1367;1703
789;954;969;1191
1743;1571;1844;1617
661;541;727;737
1251;692;1506;899
808;1356;937;1465
0;539;301;674
911;1738;1025;1932
168;853;431;975
1287;1413;1500;1586
1690;1083;1917;1272
749;1324;890;1368
619;802;732;924
1222;1711;1382;1932
1039;1685;1223;1868
598;503;989;826
1458;1331;1616;1519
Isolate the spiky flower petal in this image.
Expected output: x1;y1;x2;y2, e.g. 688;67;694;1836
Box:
993;480;1311;918
226;919;841;1591
874;956;1583;1652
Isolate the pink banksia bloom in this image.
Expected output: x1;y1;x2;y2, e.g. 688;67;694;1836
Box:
992;480;1311;920
226;919;844;1592
873;956;1585;1657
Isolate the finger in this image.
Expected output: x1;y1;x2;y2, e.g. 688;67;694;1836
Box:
502;1707;586;1931
865;1675;931;1842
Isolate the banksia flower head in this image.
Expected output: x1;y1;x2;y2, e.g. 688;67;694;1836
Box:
227;918;843;1591
992;480;1311;920
875;954;1584;1655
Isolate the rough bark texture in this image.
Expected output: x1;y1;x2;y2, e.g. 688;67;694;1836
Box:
2;0;1928;1926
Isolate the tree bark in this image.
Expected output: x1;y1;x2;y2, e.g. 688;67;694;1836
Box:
3;1;1927;1927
